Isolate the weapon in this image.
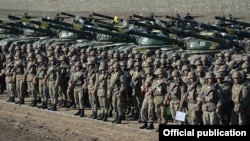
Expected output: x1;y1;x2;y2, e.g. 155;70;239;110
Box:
144;79;164;96
195;83;217;111
164;78;180;105
180;81;198;106
215;16;250;28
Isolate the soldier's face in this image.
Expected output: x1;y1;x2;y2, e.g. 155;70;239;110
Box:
244;68;250;73
189;78;194;83
173;76;179;81
207;78;214;84
158;74;163;79
216;78;223;84
233;78;241;84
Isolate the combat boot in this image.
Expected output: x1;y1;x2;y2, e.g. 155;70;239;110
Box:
51;104;57;111
10;96;15;103
66;101;74;108
49;104;54;111
6;97;12;102
88;111;94;118
37;97;42;103
30;100;37;107
15;98;22;104
139;121;147;129
41;101;48;109
57;100;64;106
146;122;154;130
111;114;118;123
91;112;97;119
19;98;25;105
38;101;45;108
59;100;67;108
97;113;104;120
74;109;81;116
102;114;108;121
114;115;122;124
79;109;84;117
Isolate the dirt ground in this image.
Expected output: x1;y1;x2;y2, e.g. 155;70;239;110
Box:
0;93;160;141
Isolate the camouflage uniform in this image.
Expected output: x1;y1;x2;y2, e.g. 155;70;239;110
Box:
69;61;85;117
3;55;15;102
35;56;47;109
94;64;108;121
108;62;126;124
198;72;224;125
139;67;155;129
44;56;61;111
13;53;26;104
24;53;37;107
230;71;250;125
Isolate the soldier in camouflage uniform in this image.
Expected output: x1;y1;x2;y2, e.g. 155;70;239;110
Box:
230;71;250;125
34;56;48;109
24;53;37;107
13;52;26;105
139;67;155;129
108;62;126;124
197;71;224;125
69;61;85;117
215;72;233;125
44;56;61;111
166;70;187;124
1;54;15;102
182;71;201;125
94;63;108;121
87;59;98;119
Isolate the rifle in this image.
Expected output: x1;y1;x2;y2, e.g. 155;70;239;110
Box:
180;81;198;106
144;79;164;96
164;78;180;105
195;83;217;111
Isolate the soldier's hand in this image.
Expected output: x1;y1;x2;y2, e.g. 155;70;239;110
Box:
205;96;210;102
216;108;220;114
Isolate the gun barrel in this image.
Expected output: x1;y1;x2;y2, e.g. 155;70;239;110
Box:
92;12;114;20
215;16;250;27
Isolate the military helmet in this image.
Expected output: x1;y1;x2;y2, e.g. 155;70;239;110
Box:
133;49;139;55
228;60;237;69
113;52;120;58
218;65;229;72
35;49;41;54
242;62;250;68
232;71;242;79
188;71;196;79
153;59;161;65
172;53;178;58
47;51;54;57
75;61;82;67
7;54;13;59
128;53;134;58
155;68;164;75
201;55;209;61
195;60;202;66
160;59;167;65
224;52;232;57
135;53;142;59
59;55;66;61
171;70;180;77
71;55;78;61
217;52;224;58
155;49;161;54
176;60;184;66
120;61;127;67
160;53;167;59
205;71;215;79
101;51;107;57
215;72;223;79
49;56;56;61
243;55;250;61
15;46;21;51
63;47;69;53
145;67;153;74
37;56;44;63
134;62;141;67
28;53;35;58
99;64;106;71
182;65;190;71
112;62;120;68
87;59;95;65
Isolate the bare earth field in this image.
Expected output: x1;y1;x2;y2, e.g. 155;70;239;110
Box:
0;93;159;141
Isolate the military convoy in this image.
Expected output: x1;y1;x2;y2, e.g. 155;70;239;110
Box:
0;12;249;65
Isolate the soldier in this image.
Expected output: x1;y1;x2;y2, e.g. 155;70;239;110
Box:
24;53;37;107
107;62;126;124
181;65;190;84
196;66;207;85
13;52;26;105
58;55;70;107
181;71;201;125
230;71;250;125
44;56;61;111
129;62;143;120
94;63;108;121
215;72;233;125
197;71;224;125
69;61;85;117
1;54;15;102
242;62;250;79
139;67;155;129
35;56;48;109
87;59;98;119
165;70;187;124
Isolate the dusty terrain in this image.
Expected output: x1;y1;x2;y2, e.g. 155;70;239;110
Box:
0;93;159;141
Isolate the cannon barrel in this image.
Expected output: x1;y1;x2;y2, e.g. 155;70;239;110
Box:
215;16;250;27
92;12;115;20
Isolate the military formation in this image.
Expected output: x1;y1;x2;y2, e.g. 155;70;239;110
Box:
0;43;250;132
